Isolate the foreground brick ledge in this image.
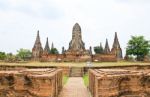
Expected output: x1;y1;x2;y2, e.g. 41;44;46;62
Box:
89;69;150;97
0;68;63;97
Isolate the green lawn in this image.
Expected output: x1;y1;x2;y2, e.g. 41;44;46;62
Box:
83;74;89;87
0;61;150;67
63;75;69;85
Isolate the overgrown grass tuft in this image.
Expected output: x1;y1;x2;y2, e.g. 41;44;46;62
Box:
83;74;89;87
63;75;69;85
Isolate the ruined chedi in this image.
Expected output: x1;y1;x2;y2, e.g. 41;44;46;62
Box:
32;23;122;62
103;38;111;54
43;37;51;55
32;30;43;60
111;32;123;59
65;23;90;55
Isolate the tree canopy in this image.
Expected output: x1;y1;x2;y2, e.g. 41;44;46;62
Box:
126;36;150;61
0;52;6;60
94;46;103;54
50;48;59;54
16;48;32;61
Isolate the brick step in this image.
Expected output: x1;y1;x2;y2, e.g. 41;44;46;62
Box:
70;67;83;77
70;73;82;75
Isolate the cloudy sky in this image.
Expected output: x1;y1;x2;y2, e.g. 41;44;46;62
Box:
0;0;150;56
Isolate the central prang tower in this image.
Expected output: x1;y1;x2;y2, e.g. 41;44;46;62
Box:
65;23;90;55
68;23;85;51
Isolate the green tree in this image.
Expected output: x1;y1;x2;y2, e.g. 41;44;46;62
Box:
0;52;6;60
126;36;150;61
16;48;32;61
94;46;103;54
50;48;59;54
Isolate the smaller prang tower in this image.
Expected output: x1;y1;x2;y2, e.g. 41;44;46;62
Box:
43;37;50;55
104;39;110;54
32;30;43;60
111;32;122;59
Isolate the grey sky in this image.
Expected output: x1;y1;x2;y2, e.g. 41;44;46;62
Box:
0;0;150;56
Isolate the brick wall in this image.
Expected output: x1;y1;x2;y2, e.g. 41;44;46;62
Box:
89;69;150;97
0;68;63;97
40;53;117;62
92;54;117;62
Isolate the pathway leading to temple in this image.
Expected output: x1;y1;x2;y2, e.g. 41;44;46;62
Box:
59;77;90;97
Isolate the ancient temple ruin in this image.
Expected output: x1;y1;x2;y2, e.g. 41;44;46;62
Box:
32;23;123;62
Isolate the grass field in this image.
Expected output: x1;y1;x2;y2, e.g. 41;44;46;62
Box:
0;61;150;67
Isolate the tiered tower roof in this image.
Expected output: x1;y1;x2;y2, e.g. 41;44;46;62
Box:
104;39;110;54
44;37;50;54
112;32;120;49
32;30;43;59
111;32;122;59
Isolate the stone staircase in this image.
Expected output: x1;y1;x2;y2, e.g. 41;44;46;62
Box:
70;67;83;77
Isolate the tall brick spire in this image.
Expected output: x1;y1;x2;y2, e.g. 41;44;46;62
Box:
34;30;40;45
111;32;122;59
43;37;50;54
62;46;65;54
104;39;110;54
100;42;103;50
32;30;43;60
112;32;120;48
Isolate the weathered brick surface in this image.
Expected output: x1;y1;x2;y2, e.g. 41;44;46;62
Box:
58;67;70;76
41;53;117;62
89;69;150;97
0;68;62;97
92;54;117;62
